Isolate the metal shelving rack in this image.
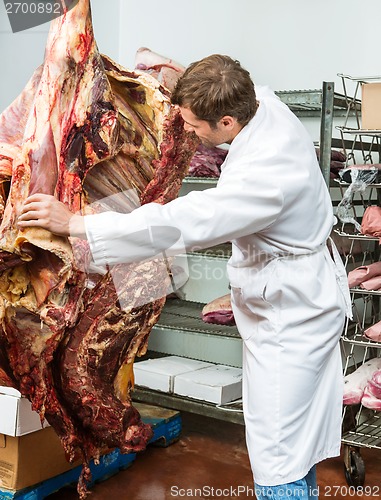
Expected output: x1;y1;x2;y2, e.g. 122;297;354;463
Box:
336;73;381;166
335;74;381;488
336;197;381;486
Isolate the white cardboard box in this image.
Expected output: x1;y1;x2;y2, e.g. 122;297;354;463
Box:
0;387;49;436
134;356;214;393
173;365;243;404
0;386;21;397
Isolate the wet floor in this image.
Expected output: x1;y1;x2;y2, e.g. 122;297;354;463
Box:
47;410;381;500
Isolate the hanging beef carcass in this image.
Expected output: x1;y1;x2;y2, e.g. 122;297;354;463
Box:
0;0;198;497
134;47;186;92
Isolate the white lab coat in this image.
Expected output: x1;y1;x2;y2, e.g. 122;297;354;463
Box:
84;86;349;486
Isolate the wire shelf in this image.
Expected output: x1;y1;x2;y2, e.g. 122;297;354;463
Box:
155;299;240;339
334;230;379;241
342;412;381;449
342;331;381;348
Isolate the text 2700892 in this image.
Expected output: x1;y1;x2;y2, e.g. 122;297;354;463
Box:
5;2;61;14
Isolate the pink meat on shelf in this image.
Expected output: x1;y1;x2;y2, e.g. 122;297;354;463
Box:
364;321;381;342
361;206;381;240
362;385;381;411
202;293;236;326
347;261;381;289
343;358;381;405
366;369;381;400
0;1;198;498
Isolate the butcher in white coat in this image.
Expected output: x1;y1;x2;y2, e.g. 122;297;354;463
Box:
19;54;350;499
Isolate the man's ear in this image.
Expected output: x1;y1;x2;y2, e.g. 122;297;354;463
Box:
220;115;237;129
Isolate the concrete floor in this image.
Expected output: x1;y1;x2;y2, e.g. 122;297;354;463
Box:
47;410;381;500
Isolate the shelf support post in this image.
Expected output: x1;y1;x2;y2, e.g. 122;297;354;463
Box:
320;81;335;186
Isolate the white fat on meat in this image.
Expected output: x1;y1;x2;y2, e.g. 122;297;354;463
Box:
343;357;381;405
362;384;381;411
134;47;185;92
202;293;235;326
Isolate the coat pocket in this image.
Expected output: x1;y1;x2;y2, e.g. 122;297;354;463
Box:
230;261;277;341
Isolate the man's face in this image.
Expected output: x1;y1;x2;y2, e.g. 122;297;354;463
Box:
179;106;233;148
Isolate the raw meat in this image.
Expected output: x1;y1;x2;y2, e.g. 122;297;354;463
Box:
347;261;381;288
134;50;230;180
0;1;198;498
188;144;228;178
202;294;236;326
361;206;381;240
360;276;381;291
315;148;346;163
134;47;185;92
366;369;381;399
364;321;381;342
343;358;381;405
362;385;381;411
315;148;346;179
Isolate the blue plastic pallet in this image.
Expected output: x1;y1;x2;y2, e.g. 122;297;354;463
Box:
0;403;181;500
136;402;182;447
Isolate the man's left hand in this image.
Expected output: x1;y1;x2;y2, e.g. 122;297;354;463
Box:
18;193;86;238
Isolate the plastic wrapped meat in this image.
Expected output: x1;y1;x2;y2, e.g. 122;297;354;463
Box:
337;169;381;230
339;164;381;184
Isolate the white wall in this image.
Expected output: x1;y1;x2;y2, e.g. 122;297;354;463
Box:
1;0;381;139
119;0;381;90
0;6;47;112
0;0;120;112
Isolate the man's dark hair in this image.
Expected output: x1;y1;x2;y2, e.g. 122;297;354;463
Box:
171;54;258;128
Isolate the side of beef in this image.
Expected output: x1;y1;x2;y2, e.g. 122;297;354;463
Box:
0;0;198;498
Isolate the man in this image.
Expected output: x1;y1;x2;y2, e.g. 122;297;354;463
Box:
18;54;350;499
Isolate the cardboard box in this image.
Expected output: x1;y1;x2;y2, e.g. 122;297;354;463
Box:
0;388;50;437
173;364;243;404
0;387;21;397
362;82;381;130
134;356;213;393
0;426;80;490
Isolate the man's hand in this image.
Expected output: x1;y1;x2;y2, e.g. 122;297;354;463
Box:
18;194;86;238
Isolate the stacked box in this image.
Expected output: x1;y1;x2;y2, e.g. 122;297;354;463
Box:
133;356;213;392
134;356;243;404
174;364;243;405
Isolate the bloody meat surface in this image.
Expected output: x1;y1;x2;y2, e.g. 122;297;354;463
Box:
0;0;198;497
